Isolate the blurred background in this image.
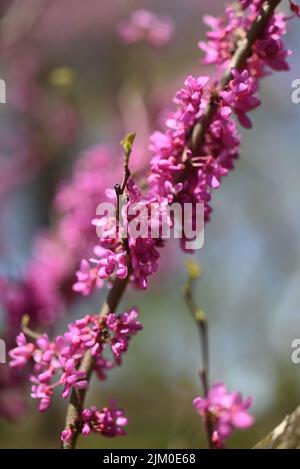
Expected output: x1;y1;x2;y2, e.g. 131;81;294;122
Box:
0;0;300;449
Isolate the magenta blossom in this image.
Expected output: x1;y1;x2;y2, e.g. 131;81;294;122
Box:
90;247;128;281
9;309;142;413
73;259;103;296
290;1;300;18
220;69;261;128
76;178;172;294
106;308;143;363
148;74;240;225
9;333;34;369
59;359;88;399
61;405;128;443
193;382;254;447
117;9;175;47
199;4;290;74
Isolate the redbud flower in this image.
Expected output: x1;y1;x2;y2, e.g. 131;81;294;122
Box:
290;1;300;18
9;333;34;369
30;382;52;412
90;248;128;281
117;9;175;47
9;309;142;412
61;428;73;444
59;359;88;399
220;69;261;128
73;259;103;296
61;405;128;443
193;383;254;447
199;5;290;74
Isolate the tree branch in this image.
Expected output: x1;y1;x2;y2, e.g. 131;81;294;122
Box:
62;272;131;449
62;0;283;449
254;406;300;449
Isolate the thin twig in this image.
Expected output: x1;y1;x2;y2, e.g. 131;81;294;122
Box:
183;263;214;449
21;314;41;340
115;133;135;233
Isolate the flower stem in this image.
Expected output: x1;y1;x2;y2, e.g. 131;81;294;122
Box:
183;268;214;449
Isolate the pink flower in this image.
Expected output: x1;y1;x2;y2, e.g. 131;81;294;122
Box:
220;69;260;128
199;8;246;68
77;177;172;292
59;359;88;399
149;74;240;225
61;428;73;443
90;247;128;281
117;9;175;47
199;5;290;75
174;75;209;127
61;404;128;442
106;308;143;363
73;259;103;296
9;333;35;369
193;382;254;447
290;1;300;18
30;382;53;412
9;309;142;412
250;12;290;73
81;405;128;438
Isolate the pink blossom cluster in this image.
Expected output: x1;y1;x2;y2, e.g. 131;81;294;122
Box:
199;2;290;73
220;69;260;128
148;73;241;224
9;308;142;412
290;1;300;17
193;383;254;447
117;9;175;47
148;1;290;228
61;405;128;443
75;179;171;292
75;1;292;293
